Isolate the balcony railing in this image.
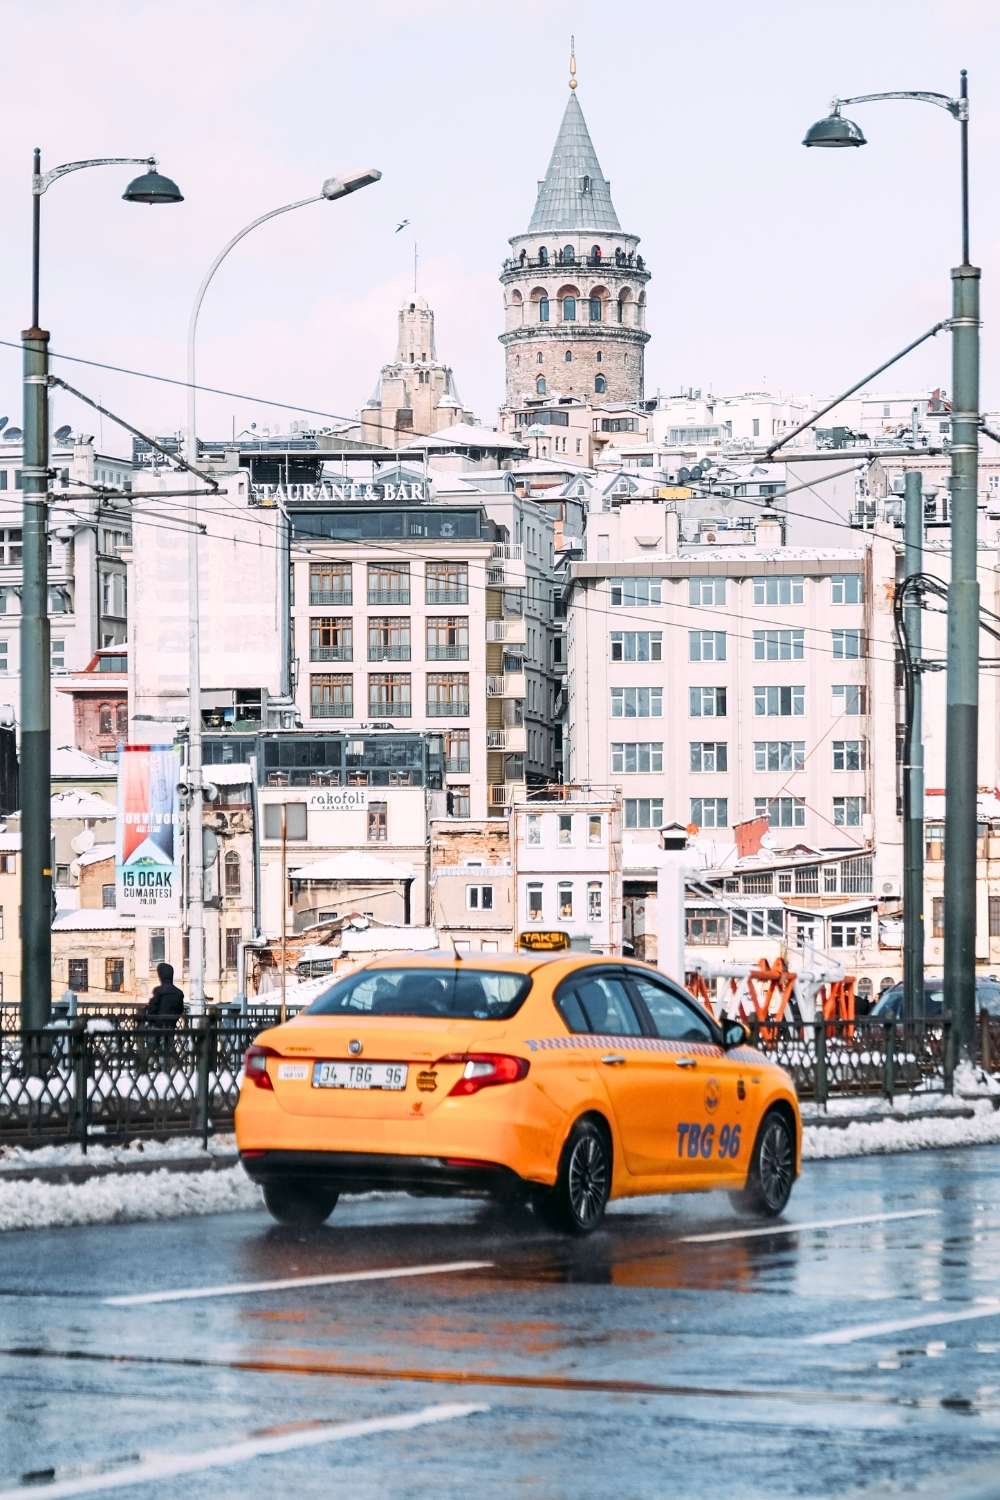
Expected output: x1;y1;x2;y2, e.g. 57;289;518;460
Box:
368;588;410;606
426;586;468;605
309;589;352;606
487;673;526;698
427;701;470;717
490;543;524;561
426;645;469;660
486;618;526;644
310;646;352;662
368;645;411;661
311;702;354;718
487;730;508;750
369;699;411;718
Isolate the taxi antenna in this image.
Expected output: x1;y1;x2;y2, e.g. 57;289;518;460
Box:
445;930;463;962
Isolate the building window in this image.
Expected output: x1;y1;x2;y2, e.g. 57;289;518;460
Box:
557;814;573;847
590;296;602;321
588;881;602;920
751;576;804;606
525;814;541;847
311;673;353;719
732;909;783;938
989;896;1000;937
367;801;388;841
925;822;945;858
595;375;607;394
688;630;726;662
610;631;662;662
624;798;664;829
689;576;726;606
68;958;89;992
561;296;576;321
588;815;602;847
309;562;352;605
367;563;410;606
832;573;863;604
833;684;867;716
116;704;127;738
830;918;873;949
51;638;65;670
538;297;549;322
611;686;662;718
753;629;804;661
527;882;544;921
832;628;864;660
224;850;241;897
932;897;945;938
149;930;165;967
610;577;661;607
558;881;574;919
444;729;470;773
690;687;727;718
754;795;806;828
690;797;728;829
426;672;470;716
369;672;411;717
833;795;866;827
0;854;12;874
536;376;547;395
225;929;240;970
101;884;116;909
426;617;469;661
833;740;867;771
754;741;805;772
368;617;411;662
263;803;307;840
687;912;727;945
426;562;468;605
311;617;353;662
447;785;470;818
98;703;113;735
754;685;805;716
467;885;494;911
105;957;124;993
690;742;728;773
611;742;663;773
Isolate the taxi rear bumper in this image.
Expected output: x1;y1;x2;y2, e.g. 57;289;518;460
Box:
240;1148;526;1199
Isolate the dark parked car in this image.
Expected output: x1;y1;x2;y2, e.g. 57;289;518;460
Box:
871;977;1000;1021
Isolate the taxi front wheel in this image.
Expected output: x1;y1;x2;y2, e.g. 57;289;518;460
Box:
538;1119;611;1235
728;1110;795;1218
262;1182;339;1228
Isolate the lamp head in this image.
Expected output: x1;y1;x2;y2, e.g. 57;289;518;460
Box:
123;166;184;204
803;106;866;148
322;167;382;200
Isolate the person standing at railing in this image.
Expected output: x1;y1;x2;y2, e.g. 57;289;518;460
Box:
141;963;185;1069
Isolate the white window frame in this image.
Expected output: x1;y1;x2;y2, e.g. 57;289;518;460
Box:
466;884;494;911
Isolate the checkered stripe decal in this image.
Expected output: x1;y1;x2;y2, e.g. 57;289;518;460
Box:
524;1034;724;1057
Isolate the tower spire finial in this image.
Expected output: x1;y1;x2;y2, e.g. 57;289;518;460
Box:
569;35;577;90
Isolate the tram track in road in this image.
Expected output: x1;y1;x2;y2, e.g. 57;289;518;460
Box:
2;1342;997;1414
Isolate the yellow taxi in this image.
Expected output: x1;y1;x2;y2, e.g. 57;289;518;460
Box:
235;952;801;1235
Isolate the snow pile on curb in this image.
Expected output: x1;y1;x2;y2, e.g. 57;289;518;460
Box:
803;1099;1000;1161
0;1133;236;1172
0;1163;261;1232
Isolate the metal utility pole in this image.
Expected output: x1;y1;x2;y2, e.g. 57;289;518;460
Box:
279;802;288;1025
943;71;980;1059
902;472;925;1021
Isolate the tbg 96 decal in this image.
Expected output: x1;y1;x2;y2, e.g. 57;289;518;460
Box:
676;1122;742;1159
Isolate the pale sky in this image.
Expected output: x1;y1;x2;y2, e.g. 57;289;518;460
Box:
0;0;997;454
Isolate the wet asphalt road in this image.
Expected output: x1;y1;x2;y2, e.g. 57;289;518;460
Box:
2;1149;1000;1499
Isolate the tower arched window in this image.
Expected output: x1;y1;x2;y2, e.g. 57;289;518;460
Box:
224;850;241;898
562;244;575;264
589;297;602;322
595;375;607;395
617;298;625;324
537;352;544;363
536;376;547;396
564;350;572;362
590;244;601;263
596;351;603;363
98;703;112;736
538;246;549;266
561;296;576;322
538;297;549;323
116;703;127;737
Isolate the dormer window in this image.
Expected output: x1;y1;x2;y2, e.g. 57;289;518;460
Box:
581;174;591;193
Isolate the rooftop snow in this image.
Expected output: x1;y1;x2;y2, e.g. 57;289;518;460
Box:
290;852;415;882
52;746;116;779
52;909;135;932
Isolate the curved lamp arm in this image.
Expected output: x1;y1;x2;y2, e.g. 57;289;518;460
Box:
33;156;156;195
835;90;966;121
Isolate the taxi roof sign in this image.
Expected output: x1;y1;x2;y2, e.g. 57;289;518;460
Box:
517;930;570;952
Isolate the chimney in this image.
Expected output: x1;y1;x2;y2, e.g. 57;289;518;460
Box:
755;508;783;548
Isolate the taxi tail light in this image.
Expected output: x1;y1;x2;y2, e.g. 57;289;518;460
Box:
243;1044;277;1091
436;1052;530;1097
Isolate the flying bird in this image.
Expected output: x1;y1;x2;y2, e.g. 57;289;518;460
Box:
395;219;410;233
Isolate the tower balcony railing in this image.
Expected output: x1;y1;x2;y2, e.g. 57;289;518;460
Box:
501;253;649;275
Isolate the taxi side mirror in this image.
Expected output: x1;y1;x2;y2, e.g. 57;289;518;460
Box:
722;1019;748;1050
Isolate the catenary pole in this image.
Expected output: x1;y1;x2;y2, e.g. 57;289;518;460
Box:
902;472;924;1022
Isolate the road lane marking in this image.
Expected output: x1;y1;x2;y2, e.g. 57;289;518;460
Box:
0;1403;487;1499
803;1300;1000;1346
104;1259;492;1307
678;1208;936;1244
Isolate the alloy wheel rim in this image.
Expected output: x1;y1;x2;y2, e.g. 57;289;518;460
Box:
759;1120;793;1209
568;1135;608;1224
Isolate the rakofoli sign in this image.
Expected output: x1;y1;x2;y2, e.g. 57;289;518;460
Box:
252;480;429;507
306;787;369;812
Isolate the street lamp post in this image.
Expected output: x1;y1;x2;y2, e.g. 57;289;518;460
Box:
21;152;182;1035
804;72;979;1056
183;168;380;1011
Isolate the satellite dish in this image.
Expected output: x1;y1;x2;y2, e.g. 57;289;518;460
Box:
5;427;22;442
677;467;690;482
690;463;705;479
71;829;96;855
0;417;8;433
54;425;73;443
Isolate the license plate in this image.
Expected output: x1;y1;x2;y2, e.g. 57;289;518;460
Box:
313;1061;408;1091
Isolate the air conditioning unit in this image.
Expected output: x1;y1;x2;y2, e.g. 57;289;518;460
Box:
890;475;906;495
880;879;901;898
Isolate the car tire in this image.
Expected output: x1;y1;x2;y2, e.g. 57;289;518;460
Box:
262;1181;338;1228
729;1110;795;1218
539;1119;611;1235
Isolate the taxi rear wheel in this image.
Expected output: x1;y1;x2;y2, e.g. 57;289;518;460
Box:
539;1119;611;1235
729;1110;795;1218
262;1181;338;1228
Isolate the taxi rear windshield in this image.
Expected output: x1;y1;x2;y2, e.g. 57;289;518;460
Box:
306;967;531;1021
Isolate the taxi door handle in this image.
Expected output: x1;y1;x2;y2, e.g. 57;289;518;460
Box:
676;1057;698;1069
601;1054;626;1066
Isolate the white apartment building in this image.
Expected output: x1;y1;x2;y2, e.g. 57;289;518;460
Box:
512;789;623;954
565;500;899;892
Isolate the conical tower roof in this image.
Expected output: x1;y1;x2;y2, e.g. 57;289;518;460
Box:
527;91;622;235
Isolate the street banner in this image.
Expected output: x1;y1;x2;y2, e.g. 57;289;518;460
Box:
116;744;181;923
